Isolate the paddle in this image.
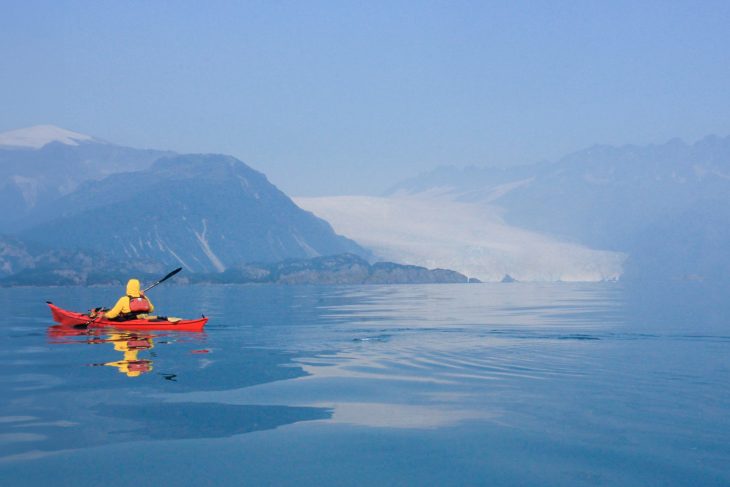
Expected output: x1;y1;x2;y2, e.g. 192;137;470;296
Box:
75;308;104;330
143;267;182;293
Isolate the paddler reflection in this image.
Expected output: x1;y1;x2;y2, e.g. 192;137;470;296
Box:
47;326;157;378
47;320;208;379
103;333;155;378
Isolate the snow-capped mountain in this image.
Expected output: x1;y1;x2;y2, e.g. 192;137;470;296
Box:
0;125;172;229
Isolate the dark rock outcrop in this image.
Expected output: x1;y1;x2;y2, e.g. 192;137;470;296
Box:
198;254;474;285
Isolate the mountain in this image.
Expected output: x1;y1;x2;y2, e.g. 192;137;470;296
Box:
0;125;172;230
19;154;367;273
385;135;730;281
621;199;730;282
0;234;165;285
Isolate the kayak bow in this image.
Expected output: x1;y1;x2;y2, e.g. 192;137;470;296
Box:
47;302;207;331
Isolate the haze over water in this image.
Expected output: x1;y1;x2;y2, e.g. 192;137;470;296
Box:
0;282;728;486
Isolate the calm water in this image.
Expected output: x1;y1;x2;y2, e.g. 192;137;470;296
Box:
0;282;728;486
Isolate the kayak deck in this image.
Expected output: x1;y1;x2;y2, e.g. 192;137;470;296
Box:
47;302;207;331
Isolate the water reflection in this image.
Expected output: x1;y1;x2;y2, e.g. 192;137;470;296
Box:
48;327;155;378
47;325;203;379
1;283;728;486
0;318;333;463
100;333;155;377
95;403;331;441
156;283;624;430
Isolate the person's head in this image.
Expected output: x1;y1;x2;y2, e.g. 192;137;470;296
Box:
126;279;141;297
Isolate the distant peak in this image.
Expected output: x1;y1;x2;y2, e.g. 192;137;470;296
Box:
664;136;686;146
0;124;97;149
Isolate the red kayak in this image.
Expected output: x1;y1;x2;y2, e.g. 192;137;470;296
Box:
47;302;207;331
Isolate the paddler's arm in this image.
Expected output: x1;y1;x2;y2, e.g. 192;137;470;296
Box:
104;297;128;319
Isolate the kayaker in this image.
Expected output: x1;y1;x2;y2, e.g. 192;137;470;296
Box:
103;279;154;321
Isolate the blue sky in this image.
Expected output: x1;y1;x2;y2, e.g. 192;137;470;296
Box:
1;0;729;195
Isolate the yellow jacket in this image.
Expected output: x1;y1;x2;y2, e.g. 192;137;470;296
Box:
104;279;154;319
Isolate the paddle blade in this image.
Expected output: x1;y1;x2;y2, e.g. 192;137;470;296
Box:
160;267;182;283
143;267;183;292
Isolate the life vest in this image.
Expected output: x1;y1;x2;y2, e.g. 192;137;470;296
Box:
128;296;151;313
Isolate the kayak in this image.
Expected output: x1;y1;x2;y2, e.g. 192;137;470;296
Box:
47;302;207;331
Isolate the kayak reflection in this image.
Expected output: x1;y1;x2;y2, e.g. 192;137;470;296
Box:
102;333;154;377
47;325;205;379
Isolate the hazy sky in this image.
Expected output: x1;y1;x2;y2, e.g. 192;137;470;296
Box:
2;0;729;195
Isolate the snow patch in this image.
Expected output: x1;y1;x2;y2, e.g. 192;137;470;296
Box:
0;125;95;149
193;219;226;272
454;178;534;203
165;246;191;270
11;175;40;207
292;233;319;258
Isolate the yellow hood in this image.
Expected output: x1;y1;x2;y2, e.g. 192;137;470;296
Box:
126;279;142;297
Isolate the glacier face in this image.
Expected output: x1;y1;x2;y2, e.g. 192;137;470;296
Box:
295;195;625;282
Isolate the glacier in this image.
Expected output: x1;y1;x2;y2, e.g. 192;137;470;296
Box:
295;195;625;282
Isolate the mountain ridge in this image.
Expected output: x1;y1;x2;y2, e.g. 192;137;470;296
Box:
383;135;730;280
0;129;173;229
19;153;368;273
